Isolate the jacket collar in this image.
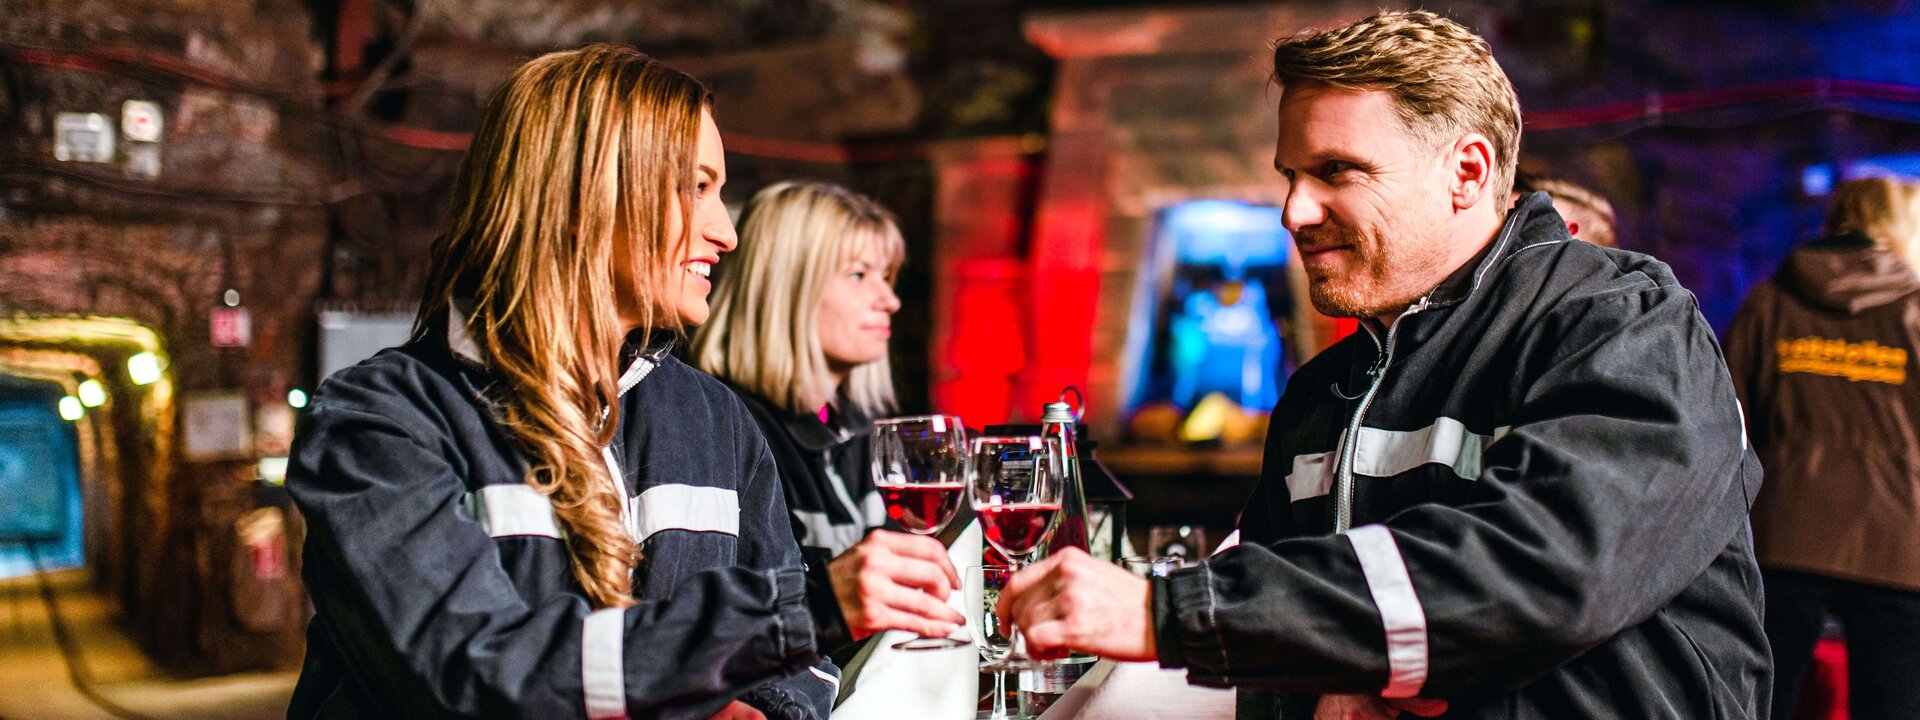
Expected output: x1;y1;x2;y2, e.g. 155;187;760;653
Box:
1426;191;1570;310
1365;191;1570;332
445;300;670;398
781;394;875;453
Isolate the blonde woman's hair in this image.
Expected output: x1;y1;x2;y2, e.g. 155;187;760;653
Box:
1515;172;1618;248
692;181;905;417
1272;10;1523;204
414;44;709;609
1825;176;1920;268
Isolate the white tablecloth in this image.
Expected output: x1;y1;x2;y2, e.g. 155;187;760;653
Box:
830;521;983;719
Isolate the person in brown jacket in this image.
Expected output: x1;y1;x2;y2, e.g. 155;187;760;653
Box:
1725;175;1920;719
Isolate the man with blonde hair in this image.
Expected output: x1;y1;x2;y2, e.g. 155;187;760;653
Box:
999;10;1769;719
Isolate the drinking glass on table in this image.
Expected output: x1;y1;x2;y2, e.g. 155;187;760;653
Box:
871;414;971;651
970;435;1063;671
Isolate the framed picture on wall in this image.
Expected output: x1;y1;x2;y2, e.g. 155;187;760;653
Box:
182;391;253;462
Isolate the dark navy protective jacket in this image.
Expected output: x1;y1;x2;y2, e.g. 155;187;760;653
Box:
726;386;885;659
1152;194;1773;718
286;318;838;719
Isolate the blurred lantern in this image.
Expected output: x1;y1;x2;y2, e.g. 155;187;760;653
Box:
77;379;106;407
58;396;84;421
127;351;164;385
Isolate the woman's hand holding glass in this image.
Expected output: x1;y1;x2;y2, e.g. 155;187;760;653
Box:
827;529;965;641
868;414;972;650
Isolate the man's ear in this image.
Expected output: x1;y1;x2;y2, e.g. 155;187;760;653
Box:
1449;133;1496;212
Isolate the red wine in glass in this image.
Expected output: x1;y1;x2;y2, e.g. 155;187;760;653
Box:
969;435;1064;670
878;482;966;534
871;414;970;651
981;502;1061;559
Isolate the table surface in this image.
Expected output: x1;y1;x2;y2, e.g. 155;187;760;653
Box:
1036;533;1244;720
1038;659;1235;720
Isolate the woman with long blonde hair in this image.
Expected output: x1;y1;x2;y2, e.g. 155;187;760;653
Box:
691;182;962;661
285;45;900;719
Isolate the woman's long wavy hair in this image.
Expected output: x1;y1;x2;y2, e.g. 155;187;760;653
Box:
414;44;709;609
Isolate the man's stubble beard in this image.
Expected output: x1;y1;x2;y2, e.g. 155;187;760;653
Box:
1301;223;1439;321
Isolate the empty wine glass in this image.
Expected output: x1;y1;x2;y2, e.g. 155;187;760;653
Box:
872;414;970;651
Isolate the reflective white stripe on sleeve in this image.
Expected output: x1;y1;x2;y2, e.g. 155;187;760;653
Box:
808;666;840;696
1346;524;1428;698
792;509;865;556
1734;399;1748;450
860;490;887;529
468;484;561;539
582;607;628;719
631;484;740;544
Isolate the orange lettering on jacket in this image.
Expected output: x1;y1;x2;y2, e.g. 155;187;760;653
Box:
1776;336;1907;385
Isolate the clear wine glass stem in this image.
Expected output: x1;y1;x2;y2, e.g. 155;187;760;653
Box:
1003;556;1030;665
989;668;1011;719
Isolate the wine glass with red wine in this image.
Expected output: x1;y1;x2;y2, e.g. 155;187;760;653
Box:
970;434;1063;670
871;414;971;651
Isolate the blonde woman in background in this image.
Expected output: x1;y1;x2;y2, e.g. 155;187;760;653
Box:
1901;178;1920;271
1511;171;1619;248
692;182;964;662
286;47;950;720
1727;175;1920;718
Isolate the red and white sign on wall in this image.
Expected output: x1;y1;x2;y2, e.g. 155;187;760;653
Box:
211;306;252;347
250;536;286;579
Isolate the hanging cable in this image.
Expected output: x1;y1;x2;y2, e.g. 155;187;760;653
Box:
24;540;160;720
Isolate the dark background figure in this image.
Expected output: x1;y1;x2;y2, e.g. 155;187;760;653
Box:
1726;175;1920;720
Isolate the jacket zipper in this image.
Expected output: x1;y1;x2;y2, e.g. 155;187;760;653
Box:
1333;297;1430;533
601;355;658;542
603;442;634;538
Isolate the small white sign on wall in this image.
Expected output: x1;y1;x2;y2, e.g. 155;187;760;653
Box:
182;392;253;462
54;112;115;163
121;100;164;143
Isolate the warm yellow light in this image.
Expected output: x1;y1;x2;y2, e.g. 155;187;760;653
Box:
257;456;289;485
58;395;84;421
127;351;163;385
287;388;308;409
78;379;106;407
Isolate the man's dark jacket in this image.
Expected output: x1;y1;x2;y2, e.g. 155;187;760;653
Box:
1152;193;1772;719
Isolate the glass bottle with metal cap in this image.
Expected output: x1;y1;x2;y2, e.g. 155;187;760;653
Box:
1036;387;1091;557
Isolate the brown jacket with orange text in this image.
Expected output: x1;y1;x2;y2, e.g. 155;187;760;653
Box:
1725;232;1920;592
